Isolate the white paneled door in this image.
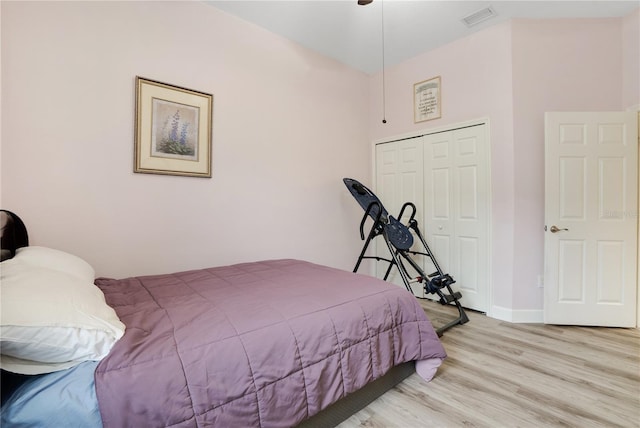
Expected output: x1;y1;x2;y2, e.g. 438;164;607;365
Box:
423;125;489;312
544;112;638;327
374;123;489;312
375;139;424;290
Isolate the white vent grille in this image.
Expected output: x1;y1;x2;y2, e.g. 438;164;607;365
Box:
462;6;497;27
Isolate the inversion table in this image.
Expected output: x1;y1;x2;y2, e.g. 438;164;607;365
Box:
343;178;469;336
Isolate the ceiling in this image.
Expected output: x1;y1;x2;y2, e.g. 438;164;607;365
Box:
207;0;639;74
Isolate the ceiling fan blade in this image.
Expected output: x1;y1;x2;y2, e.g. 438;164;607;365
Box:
358;0;373;5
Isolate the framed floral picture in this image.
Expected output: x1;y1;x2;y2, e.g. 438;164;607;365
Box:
134;77;213;177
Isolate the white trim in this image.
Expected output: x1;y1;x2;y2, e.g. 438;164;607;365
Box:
491;305;544;323
627;104;640;112
483;121;493;318
371;117;490;146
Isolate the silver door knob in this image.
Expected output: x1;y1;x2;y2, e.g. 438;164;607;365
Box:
549;225;569;233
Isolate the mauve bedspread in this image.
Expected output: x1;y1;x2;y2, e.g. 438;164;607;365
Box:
94;259;446;427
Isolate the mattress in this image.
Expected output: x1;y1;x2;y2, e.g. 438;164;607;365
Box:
93;259;446;427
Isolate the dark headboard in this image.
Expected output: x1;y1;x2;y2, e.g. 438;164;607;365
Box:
0;210;32;402
0;210;29;261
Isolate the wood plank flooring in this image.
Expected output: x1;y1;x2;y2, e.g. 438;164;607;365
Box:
338;299;640;428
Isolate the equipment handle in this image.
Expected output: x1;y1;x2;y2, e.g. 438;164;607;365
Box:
360;201;383;240
398;202;417;223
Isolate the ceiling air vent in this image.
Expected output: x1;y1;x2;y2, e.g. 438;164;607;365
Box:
462;6;497;27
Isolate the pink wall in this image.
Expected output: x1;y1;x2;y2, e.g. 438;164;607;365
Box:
369;14;637;316
623;8;640;108
511;18;627;311
2;2;637;316
1;1;371;278
369;22;518;310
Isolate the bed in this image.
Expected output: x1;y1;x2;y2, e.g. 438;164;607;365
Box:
0;209;446;427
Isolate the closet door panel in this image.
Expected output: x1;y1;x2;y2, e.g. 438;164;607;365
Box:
430;235;452;276
375;124;489;312
374;140;424;293
431;168;451;220
376;143;399;210
451;127;488;311
457;236;479;294
457;165;478;220
397;140;423;219
424;125;488;312
424;132;456;282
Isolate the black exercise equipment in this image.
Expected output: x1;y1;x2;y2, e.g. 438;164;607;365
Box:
343;178;468;336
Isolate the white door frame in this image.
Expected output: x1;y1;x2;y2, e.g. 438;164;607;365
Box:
637;110;640;328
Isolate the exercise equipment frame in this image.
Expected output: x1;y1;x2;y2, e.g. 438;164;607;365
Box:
344;178;469;336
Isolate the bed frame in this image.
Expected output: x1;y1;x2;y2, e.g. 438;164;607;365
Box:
297;361;414;427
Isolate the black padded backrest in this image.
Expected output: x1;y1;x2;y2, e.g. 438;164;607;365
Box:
343;178;414;250
343;178;389;222
1;210;29;261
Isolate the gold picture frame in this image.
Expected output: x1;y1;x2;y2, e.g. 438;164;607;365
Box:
134;77;213;177
413;76;441;123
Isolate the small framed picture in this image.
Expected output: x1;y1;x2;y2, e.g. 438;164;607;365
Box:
414;76;441;123
134;77;213;177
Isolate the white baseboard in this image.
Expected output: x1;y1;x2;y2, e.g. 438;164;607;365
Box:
489;306;544;323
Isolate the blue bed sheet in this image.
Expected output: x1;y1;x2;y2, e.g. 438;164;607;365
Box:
1;361;102;427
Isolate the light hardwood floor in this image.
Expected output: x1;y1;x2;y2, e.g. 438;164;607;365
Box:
338;299;640;428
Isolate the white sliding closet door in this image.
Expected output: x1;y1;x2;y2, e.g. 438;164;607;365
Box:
374;123;490;311
375;139;424;292
423;125;489;312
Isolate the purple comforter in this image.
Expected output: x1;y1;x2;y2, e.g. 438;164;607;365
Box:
94;259;446;427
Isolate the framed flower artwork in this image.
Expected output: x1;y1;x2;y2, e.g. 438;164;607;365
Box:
134;77;213;177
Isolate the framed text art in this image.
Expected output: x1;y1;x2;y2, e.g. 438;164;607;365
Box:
413;76;441;123
134;77;213;177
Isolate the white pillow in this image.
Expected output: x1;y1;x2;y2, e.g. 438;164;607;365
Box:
0;259;125;375
13;246;95;282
